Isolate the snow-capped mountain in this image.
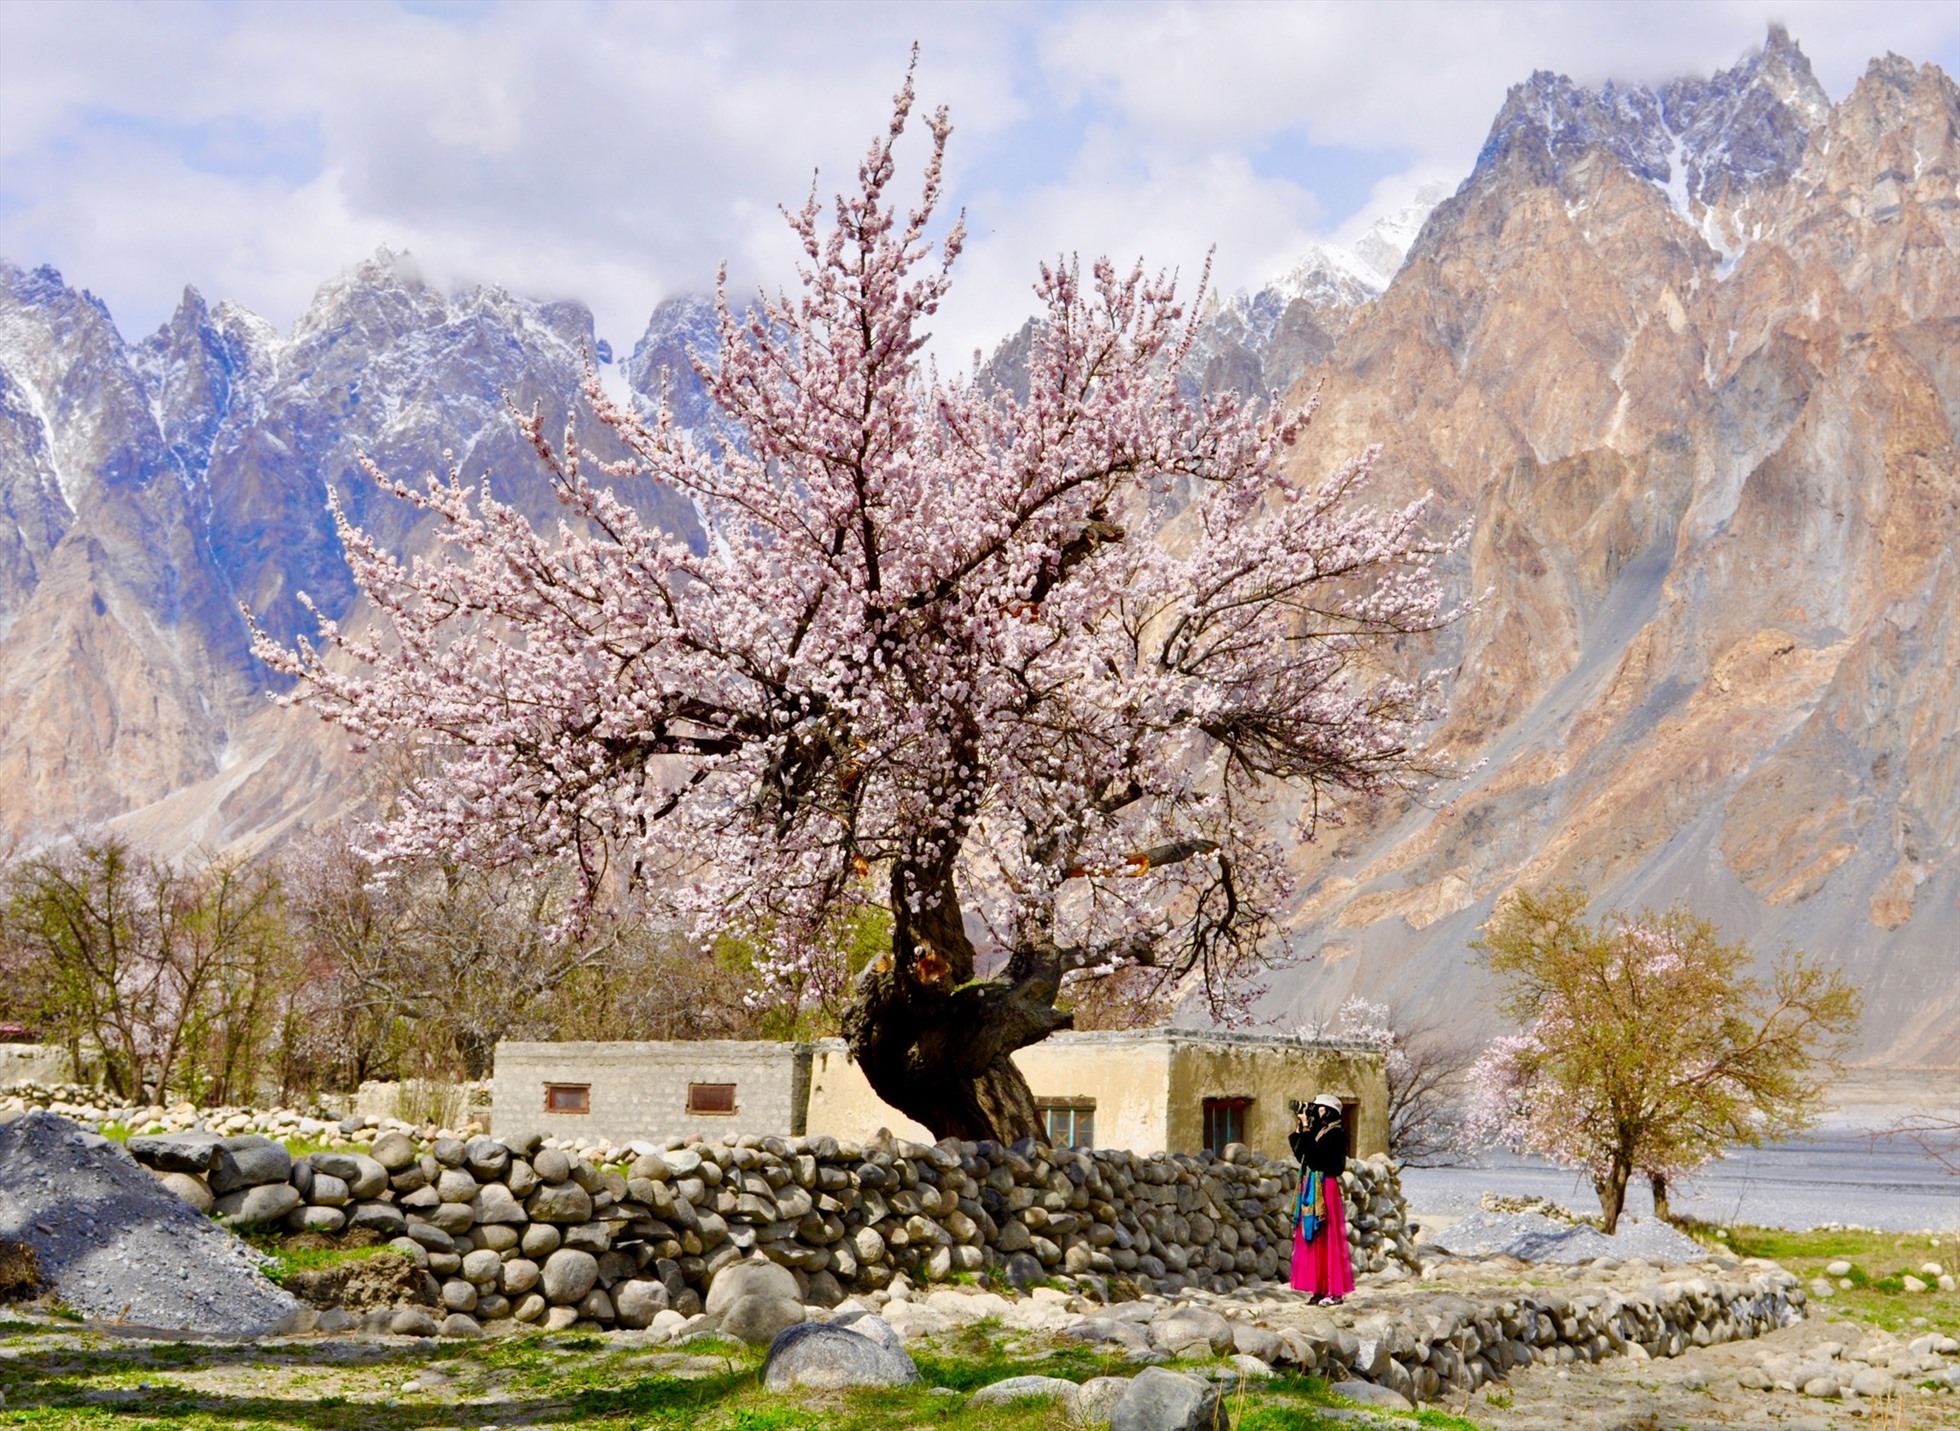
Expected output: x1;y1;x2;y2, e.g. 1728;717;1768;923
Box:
2;27;1953;1063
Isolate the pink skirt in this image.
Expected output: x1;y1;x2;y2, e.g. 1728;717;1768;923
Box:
1289;1177;1355;1298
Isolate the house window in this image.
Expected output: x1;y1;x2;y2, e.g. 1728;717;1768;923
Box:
543;1083;590;1114
688;1082;737;1115
1202;1097;1250;1155
1038;1099;1096;1149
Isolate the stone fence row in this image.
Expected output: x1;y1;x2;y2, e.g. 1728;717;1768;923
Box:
129;1125;1417;1334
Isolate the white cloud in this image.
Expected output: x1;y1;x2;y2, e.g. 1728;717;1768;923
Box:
1;0;1954;359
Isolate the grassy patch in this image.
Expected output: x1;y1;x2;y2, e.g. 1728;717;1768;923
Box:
1697;1225;1958;1337
236;1233;394;1288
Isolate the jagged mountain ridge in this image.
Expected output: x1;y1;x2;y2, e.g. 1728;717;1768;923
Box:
1263;35;1959;1065
0;30;1951;1064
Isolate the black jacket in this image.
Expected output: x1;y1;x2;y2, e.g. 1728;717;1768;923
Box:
1290;1107;1347;1177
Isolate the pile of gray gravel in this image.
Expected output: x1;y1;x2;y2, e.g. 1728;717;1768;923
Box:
1430;1210;1709;1265
0;1111;300;1334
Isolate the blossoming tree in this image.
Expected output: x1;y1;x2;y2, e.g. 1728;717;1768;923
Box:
252;73;1459;1143
1466;887;1860;1231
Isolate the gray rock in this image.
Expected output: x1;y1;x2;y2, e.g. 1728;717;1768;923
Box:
436;1168;479;1203
126;1132;223;1173
577;1287;615;1322
533;1147;572;1183
371;1132;418;1171
426;1200;476;1236
830;1310;904;1350
311;1152;387;1199
719;1293;805;1345
403;1222;456;1254
208;1137;292;1195
286;1204;345;1234
1329;1380;1413;1410
540;1248;599;1305
762;1321;921;1391
1002;1250;1046;1290
706;1257;801;1316
614;1278;670;1329
968;1374;1080;1409
213;1182;302;1228
1065;1318;1156;1357
155;1171;212;1211
432;1137;467;1167
1233;1324;1283;1362
440;1278;479;1312
1075;1375;1133;1425
439;1312;484;1339
1148;1306;1235;1356
386;1237;430;1269
1109;1367;1225;1431
526;1181;592;1224
461;1249;503;1285
465;1137;511;1179
307;1172;350;1207
520;1223;561;1259
499;1258;541;1296
346;1200;407;1237
390;1307;440;1337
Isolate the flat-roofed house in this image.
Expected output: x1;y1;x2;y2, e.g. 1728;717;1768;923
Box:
492;1029;1386;1162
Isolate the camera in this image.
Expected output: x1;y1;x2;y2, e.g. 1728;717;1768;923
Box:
1287;1098;1309;1118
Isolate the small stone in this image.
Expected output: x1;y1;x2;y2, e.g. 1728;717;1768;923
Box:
1825;1260;1853;1277
438;1312;483;1339
520;1223;562;1259
968;1374;1079;1409
1903;1276;1929;1293
533;1147;571;1183
543;1306;580;1332
615;1279;671;1329
390;1307;440;1337
512;1293;546;1323
440;1279;478;1313
500;1258;541;1296
1329;1380;1415;1410
461;1249;503;1285
577;1287;615;1323
1803;1377;1841;1399
372;1132;417;1171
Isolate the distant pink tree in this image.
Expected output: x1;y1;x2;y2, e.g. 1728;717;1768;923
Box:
1466;887;1859;1231
251;70;1460;1143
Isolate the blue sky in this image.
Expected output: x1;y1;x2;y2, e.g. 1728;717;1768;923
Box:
2;0;1956;361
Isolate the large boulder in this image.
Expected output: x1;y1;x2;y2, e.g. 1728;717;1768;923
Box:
207;1137;292;1195
213;1183;301;1228
126;1132;223;1174
1147;1307;1235;1357
761;1321;921;1391
1110;1367;1227;1431
705;1258;801;1316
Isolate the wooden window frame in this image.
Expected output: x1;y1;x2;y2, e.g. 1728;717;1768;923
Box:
1036;1097;1097;1149
1202;1096;1251;1156
687;1081;738;1116
543;1082;590;1115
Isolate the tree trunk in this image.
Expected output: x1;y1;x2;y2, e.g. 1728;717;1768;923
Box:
838;855;1070;1144
1649;1172;1670;1224
1595;1160;1631;1235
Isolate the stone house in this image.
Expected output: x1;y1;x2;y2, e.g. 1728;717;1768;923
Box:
492;1028;1386;1162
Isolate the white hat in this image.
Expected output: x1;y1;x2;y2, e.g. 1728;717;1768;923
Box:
1312;1093;1342;1111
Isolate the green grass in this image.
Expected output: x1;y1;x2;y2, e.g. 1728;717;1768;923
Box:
235;1233;395;1288
1694;1224;1958;1337
0;1319;1494;1431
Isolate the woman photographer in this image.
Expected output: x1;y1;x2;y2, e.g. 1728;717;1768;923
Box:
1288;1093;1354;1304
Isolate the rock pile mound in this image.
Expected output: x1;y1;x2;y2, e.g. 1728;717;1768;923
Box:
1431;1210;1708;1265
116;1125;1412;1337
0;1111;301;1334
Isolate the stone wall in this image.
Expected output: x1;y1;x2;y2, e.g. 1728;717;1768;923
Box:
124;1126;1417;1336
492;1041;811;1146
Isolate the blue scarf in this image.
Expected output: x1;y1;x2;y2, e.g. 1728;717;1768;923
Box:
1296;1168;1325;1244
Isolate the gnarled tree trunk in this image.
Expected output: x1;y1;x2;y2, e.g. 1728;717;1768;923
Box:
838;856;1069;1143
